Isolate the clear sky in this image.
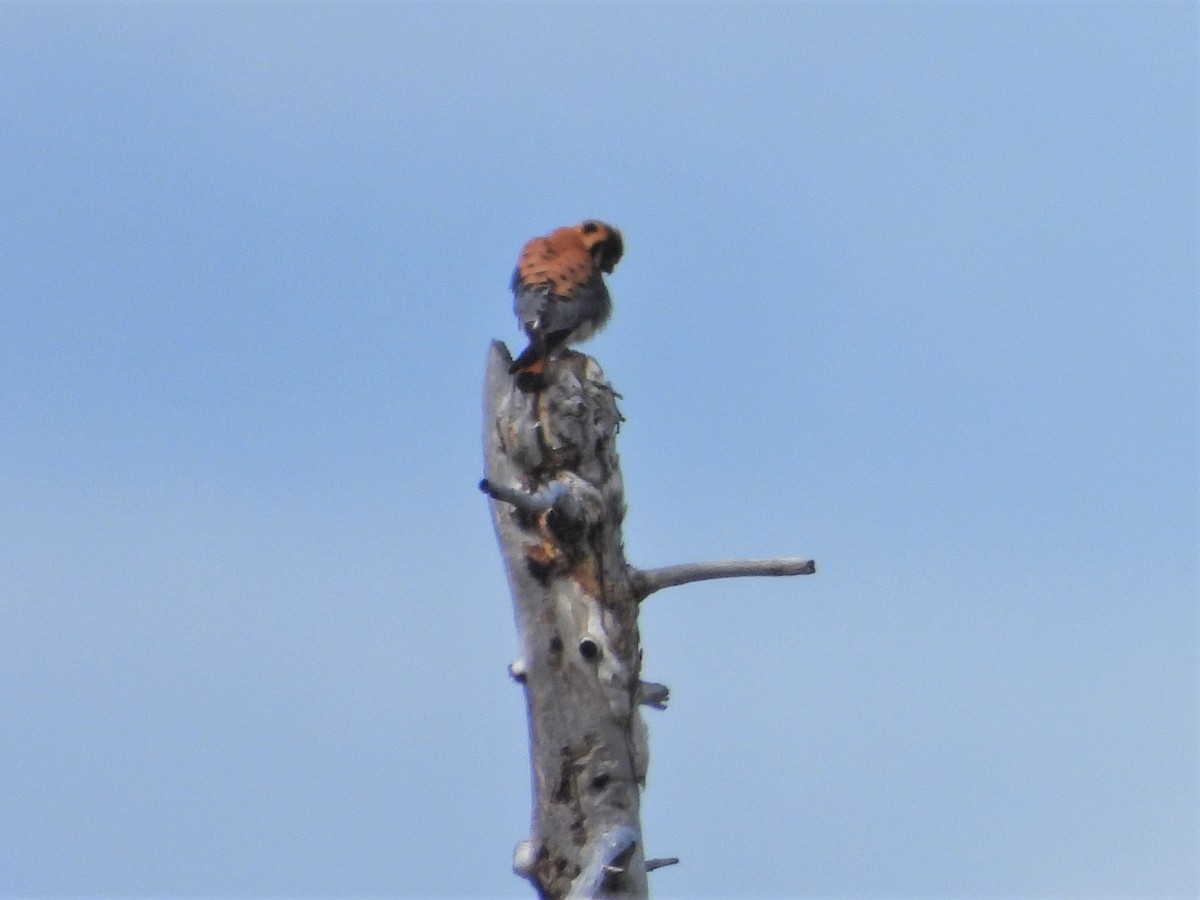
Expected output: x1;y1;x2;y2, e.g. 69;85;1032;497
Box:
1;2;1196;897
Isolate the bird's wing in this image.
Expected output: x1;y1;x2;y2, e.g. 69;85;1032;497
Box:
515;274;608;341
512;275;550;334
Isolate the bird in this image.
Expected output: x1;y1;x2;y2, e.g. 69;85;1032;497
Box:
508;220;624;375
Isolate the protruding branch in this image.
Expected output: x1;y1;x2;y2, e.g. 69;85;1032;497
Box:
478;478;562;516
637;681;670;710
480;475;596;542
566;825;640;900
645;857;680;872
512;840;536;882
632;557;816;601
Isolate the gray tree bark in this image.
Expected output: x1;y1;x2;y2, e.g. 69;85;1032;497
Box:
481;342;814;899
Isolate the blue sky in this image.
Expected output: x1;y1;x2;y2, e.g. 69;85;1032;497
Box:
1;2;1196;897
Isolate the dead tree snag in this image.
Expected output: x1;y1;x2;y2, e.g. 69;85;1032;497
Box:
481;341;814;898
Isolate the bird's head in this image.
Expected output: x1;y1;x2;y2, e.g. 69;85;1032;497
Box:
576;220;624;274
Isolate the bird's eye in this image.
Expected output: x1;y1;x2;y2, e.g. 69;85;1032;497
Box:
581;221;599;234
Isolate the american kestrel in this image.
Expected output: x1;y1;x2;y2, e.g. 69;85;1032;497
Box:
508;220;624;374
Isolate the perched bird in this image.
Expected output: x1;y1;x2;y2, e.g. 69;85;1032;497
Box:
509;220;624;374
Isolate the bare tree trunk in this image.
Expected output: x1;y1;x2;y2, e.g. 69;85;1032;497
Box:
481;341;814;898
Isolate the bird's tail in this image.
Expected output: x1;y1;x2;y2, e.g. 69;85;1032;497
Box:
508;340;548;375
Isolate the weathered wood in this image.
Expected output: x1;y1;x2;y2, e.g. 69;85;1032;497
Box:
482;340;816;897
483;342;647;899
